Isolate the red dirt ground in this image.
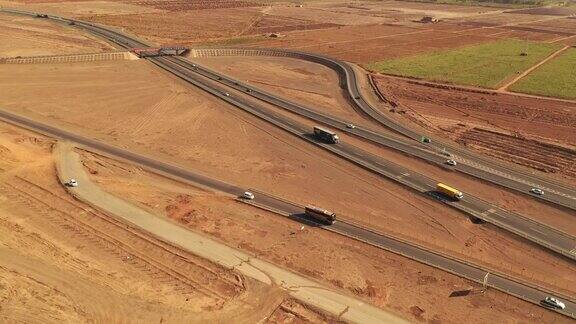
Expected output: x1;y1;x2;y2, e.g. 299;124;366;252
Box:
240;24;494;62
457;128;576;178
510;7;576;16
373;75;576;182
246;14;342;35
129;0;262;11
84;150;574;324
85;8;263;44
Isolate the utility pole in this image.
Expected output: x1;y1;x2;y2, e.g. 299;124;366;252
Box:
481;272;489;293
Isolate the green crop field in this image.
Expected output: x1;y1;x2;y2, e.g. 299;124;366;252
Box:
366;39;562;89
510;48;576;100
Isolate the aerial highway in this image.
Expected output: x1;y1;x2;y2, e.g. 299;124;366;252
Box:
0;107;574;319
4;9;576;214
1;8;573;260
152;55;576;261
178;49;576;211
4;8;575;212
0;8;575;318
167;54;576;211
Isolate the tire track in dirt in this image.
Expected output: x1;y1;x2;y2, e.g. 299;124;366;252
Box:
1;174;245;307
129;91;182;137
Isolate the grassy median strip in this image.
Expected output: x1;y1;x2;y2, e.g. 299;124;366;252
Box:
366;39;562;89
509;48;576;100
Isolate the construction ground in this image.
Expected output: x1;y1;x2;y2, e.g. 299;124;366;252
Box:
0;1;575;323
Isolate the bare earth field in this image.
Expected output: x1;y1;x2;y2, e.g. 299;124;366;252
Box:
193;55;377;128
0;13;113;57
4;0;574;63
0;3;575;323
373;75;576;183
0;57;574;303
78;146;570;324
84;7;263;45
0;0;164;16
0;122;292;323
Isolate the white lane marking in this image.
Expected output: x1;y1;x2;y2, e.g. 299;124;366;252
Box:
456;157;576;200
529;226;548;236
481;208;497;217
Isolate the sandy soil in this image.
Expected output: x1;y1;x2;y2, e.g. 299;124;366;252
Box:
373;75;576;183
1;56;574;300
194;55;381;128
79;146;572;324
85;7;264;45
4;0;571;63
0;12;113;57
0;121;293;323
2;0;164;16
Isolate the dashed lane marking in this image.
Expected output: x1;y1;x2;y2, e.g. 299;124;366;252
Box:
397;172;410;179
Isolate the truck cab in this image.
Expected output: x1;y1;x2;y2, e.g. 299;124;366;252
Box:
313;126;339;144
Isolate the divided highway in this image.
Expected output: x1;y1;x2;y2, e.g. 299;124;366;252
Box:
1;8;575;318
1;8;574;259
151;55;576;261
180;49;576;211
0;108;574;320
168;55;576;211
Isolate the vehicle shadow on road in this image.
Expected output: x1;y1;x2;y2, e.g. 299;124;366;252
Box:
288;213;327;228
449;289;472;298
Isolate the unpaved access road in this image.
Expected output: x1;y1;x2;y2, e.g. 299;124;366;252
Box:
53;141;407;324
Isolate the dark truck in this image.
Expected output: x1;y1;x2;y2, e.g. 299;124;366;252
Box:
313;126;339;144
305;206;336;225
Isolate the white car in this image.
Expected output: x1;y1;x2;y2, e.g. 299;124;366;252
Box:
446;160;457;166
224;92;230;97
241;191;255;200
530;188;544;195
66;179;78;187
346;123;356;129
541;297;565;310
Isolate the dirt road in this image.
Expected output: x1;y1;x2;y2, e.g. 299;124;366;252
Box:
53;141;407;324
497;45;571;91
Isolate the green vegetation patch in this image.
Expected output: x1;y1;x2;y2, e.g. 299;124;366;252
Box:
366;39;562;88
510;48;576;100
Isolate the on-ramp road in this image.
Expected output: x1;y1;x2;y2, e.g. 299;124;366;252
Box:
54;141;408;324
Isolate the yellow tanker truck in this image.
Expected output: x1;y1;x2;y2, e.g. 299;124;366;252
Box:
436;183;464;200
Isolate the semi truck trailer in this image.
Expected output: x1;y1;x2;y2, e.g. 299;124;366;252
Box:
436;183;463;200
313;126;339;144
305;206;336;225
